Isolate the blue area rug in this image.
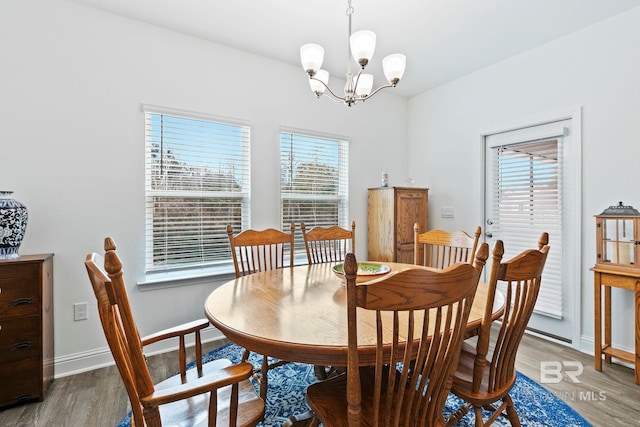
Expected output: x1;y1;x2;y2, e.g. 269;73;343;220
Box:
118;342;591;427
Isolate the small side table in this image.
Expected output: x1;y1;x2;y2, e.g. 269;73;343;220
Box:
592;266;640;384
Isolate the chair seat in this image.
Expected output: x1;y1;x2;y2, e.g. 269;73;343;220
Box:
306;368;447;427
153;359;264;427
451;340;517;406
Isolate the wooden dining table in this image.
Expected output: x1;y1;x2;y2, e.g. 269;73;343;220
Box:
204;261;504;368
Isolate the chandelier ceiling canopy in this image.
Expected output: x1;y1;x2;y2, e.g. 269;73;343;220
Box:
300;0;406;107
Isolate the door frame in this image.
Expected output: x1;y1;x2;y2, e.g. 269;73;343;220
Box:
480;107;582;348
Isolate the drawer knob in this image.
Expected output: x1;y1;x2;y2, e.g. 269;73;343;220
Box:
12;341;32;351
13;298;33;306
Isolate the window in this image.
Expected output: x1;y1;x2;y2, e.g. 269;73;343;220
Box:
144;106;250;273
280;130;349;254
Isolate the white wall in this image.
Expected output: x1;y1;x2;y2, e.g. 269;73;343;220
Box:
408;7;640;354
0;0;408;376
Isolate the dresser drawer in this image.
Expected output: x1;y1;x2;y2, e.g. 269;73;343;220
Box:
0;315;41;362
0;357;40;406
0;263;40;318
0;254;53;409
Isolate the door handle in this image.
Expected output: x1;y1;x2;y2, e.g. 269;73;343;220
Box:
486;232;493;238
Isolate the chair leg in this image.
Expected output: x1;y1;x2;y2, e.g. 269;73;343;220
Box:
481;400;511;427
446;402;471;426
473;406;484;427
244;348;293;402
503;395;521;427
447;396;520;427
260;355;269;402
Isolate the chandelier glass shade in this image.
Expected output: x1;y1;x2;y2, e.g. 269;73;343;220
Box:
300;0;406;107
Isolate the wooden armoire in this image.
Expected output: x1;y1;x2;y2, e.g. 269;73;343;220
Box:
367;187;429;264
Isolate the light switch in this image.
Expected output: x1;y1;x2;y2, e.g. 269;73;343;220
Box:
74;302;88;321
441;206;455;218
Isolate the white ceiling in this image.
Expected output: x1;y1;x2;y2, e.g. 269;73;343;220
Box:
72;0;640;98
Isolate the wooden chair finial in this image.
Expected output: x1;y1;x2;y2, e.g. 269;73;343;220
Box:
103;237;122;277
473;242;489;272
538;232;549;250
344;252;358;278
104;237;116;251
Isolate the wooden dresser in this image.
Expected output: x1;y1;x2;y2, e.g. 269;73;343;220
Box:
367;187;429;264
0;254;54;407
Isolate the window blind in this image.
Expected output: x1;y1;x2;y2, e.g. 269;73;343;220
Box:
280;130;349;254
488;130;564;319
144;107;250;272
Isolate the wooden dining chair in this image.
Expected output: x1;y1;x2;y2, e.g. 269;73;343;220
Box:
301;220;356;264
84;238;265;427
446;233;550;427
227;223;295;277
226;223;295;400
304;247;488;427
414;224;482;269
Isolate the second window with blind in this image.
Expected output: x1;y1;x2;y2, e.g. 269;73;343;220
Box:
280;129;349;256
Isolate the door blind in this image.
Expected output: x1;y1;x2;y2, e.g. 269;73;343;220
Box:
489;135;564;319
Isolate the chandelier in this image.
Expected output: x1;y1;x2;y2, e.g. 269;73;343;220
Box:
300;0;406;107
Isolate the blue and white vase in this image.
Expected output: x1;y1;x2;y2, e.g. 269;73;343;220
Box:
0;191;28;259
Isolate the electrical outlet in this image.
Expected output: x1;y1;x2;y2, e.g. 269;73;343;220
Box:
74;302;88;321
441;206;455;218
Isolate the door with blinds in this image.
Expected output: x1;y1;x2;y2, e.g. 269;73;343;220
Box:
484;119;574;342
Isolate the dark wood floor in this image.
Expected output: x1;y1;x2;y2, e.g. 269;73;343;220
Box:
1;334;638;426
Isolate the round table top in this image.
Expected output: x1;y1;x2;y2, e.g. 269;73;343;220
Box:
204;262;503;366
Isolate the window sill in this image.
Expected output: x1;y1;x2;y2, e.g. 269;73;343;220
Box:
137;256;311;291
138;266;237;291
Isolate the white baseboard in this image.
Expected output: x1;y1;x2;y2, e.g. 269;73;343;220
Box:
53;328;226;378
